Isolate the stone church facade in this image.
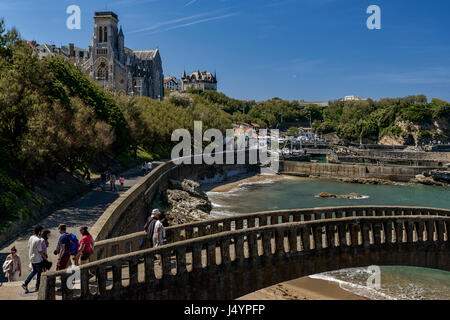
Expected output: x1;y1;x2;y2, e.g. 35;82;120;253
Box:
82;11;164;99
34;11;164;99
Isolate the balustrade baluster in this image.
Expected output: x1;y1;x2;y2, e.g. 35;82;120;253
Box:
236;219;244;230
350;224;360;246
395;221;404;244
300;227;311;251
288;228;297;253
223;220;231;232
372;222;382;245
248;233;258;258
436;220;445;243
162;251;172;276
220;239;231;265
40;275;56;300
362;223;371;247
259;216;268;227
211;223;218;235
383;221;393;244
262;231;272;256
235;236;245;262
248;218;256;229
197;225;206;237
271;215;279;225
426;221;435;242
326;225;335;248
192;244;203;272
405;221;414;243
144;255;155;283
112;261;122;295
61;273;73;300
338;224;347;247
185;227;193;240
96;266;107;296
176;247;187;274
313;225;323;250
275;228;285;255
80;268;89;299
415;221;425;242
207;242;216;268
445;221;450;242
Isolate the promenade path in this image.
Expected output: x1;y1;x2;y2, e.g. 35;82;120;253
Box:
0;164;158;299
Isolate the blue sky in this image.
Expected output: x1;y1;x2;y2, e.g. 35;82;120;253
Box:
1;0;450;101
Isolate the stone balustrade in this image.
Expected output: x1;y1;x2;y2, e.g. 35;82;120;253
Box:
38;211;450;300
91;206;450;261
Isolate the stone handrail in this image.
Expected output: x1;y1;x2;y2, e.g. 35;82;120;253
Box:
38;213;450;300
91;206;450;261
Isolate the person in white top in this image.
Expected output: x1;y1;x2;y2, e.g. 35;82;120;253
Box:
147;161;153;173
152;213;166;247
22;225;46;293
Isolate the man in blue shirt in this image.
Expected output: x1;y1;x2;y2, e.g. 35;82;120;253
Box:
55;224;71;270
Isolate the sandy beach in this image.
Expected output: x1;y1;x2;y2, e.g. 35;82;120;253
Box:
238;277;368;300
207;173;308;193
207;173;368;300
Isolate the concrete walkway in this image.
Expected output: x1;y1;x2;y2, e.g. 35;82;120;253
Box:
0;164;152;299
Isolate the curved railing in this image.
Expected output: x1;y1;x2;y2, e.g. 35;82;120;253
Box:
92;206;450;261
38;211;450;300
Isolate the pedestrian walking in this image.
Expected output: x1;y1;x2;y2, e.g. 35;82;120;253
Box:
144;209;159;247
22;225;45;293
75;226;95;266
110;172;117;191
141;162;148;175
119;175;125;190
100;171;107;191
40;230;52;272
2;247;21;282
147;161;153;174
153;212;167;248
55;224;79;271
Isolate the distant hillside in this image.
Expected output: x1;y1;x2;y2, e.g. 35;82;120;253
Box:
189;90;450;145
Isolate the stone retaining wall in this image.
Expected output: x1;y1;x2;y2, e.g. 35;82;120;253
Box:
280;161;434;182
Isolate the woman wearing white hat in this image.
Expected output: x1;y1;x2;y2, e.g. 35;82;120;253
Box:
153;212;166;248
144;209;160;247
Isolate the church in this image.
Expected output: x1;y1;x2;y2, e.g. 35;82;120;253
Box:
84;11;164;99
35;11;164;99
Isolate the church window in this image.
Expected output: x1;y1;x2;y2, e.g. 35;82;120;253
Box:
104;26;108;43
99;26;103;43
97;61;109;80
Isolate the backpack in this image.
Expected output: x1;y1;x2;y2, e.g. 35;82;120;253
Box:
67;233;79;256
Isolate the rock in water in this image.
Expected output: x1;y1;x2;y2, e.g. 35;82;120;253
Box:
317;192;337;198
181;179;209;200
316;192;362;199
164;179;212;225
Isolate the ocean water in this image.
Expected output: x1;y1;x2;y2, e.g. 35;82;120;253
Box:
207;176;450;300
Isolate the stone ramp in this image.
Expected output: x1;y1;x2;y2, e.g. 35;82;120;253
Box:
0;281;38;300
